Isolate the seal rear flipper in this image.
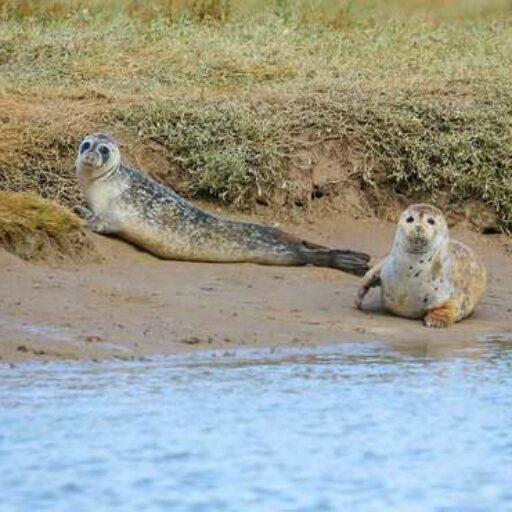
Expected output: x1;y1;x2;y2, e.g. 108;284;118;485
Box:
423;299;459;328
252;226;369;274
299;247;371;276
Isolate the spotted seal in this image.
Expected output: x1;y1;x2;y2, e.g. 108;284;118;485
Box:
354;203;486;327
75;133;370;275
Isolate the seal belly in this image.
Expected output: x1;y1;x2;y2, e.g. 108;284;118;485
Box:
381;280;425;318
380;259;448;319
116;214;271;263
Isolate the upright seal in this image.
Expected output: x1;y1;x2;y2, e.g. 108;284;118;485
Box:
75;133;370;275
355;204;486;327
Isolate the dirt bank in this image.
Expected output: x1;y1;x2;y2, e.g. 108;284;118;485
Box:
0;213;510;363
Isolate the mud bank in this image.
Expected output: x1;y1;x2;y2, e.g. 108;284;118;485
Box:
0;214;510;363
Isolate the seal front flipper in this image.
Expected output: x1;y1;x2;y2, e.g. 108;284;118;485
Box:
355;258;386;308
75;205;117;235
74;204;94;221
86;214;118;235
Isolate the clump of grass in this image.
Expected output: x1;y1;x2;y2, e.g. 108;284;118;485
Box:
115;100;285;204
0;95;106;209
0;132;81;207
114;87;512;231
0;191;96;260
364;95;512;229
282;88;512;230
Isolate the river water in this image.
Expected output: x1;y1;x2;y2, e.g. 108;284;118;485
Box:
1;341;512;512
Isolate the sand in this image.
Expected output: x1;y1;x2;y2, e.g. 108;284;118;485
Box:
0;213;510;363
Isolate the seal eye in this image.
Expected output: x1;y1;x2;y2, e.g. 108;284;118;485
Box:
427;218;435;226
80;142;90;154
406;216;414;223
99;145;110;158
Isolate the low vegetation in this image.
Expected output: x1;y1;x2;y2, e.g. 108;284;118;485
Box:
1;0;511;241
115;100;287;204
0;192;95;260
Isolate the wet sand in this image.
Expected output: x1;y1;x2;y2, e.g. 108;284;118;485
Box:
0;215;511;363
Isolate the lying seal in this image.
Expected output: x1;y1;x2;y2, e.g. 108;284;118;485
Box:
75;133;370;275
355;204;486;327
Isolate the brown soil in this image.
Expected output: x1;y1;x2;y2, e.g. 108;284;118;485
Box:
1;211;510;364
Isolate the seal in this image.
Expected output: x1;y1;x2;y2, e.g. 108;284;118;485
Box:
75;133;370;275
354;203;486;327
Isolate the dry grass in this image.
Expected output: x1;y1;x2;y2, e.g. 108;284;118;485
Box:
0;191;96;260
1;0;510;23
0;0;512;246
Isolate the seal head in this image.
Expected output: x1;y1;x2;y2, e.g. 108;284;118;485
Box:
76;133;121;181
393;204;448;256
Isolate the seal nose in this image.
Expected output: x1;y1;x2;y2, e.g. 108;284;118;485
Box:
408;224;427;245
82;150;99;166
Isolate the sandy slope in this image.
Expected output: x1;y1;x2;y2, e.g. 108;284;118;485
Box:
0;214;510;363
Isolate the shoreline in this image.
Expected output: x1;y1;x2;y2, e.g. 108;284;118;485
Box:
1;214;511;364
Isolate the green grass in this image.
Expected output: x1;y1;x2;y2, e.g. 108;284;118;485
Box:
115;100;286;204
1;0;512;234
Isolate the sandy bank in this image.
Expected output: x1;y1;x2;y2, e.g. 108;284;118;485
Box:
0;214;510;363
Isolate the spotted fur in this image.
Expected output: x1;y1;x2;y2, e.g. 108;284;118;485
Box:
76;134;370;275
355;204;486;327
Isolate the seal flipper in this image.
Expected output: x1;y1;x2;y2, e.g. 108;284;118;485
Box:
75;205;118;235
355;258;386;308
248;225;370;275
423;299;459;328
297;246;371;276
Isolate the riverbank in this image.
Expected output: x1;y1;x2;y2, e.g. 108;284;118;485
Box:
1;212;510;363
1;2;512;362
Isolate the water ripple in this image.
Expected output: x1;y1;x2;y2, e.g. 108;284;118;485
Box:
1;342;512;511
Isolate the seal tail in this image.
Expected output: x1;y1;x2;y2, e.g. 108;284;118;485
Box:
297;246;371;276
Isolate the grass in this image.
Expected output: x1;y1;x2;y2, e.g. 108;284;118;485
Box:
0;192;95;260
1;0;511;23
115;100;285;204
1;0;512;239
